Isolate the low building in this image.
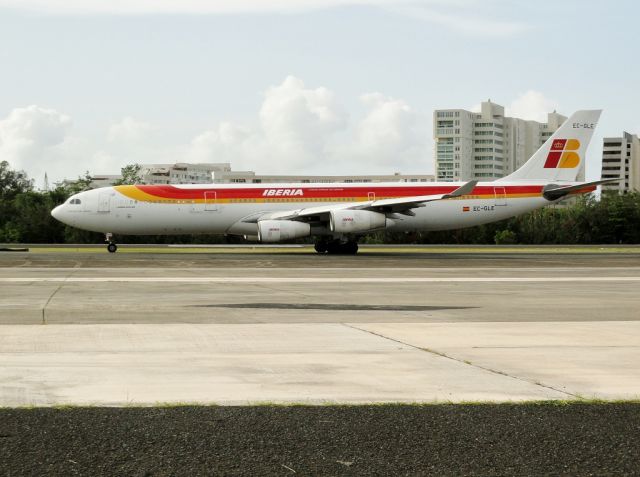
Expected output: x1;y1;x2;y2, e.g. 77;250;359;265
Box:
66;163;434;188
87;175;122;189
600;132;640;194
213;170;435;184
141;163;231;184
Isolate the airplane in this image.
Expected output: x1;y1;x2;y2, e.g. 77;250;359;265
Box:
52;110;614;254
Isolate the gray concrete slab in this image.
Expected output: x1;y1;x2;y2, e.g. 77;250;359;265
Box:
0;323;568;406
355;322;640;400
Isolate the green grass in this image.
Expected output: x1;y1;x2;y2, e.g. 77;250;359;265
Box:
21;245;640;255
3;398;640;410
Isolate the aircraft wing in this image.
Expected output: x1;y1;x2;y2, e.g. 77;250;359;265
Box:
359;179;477;214
245;180;477;223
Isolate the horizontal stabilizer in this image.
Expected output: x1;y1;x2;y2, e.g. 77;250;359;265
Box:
542;178;619;201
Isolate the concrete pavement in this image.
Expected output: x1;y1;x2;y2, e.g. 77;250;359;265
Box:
0;250;638;405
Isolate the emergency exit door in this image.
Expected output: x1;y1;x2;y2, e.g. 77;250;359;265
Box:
204;191;218;211
98;193;111;213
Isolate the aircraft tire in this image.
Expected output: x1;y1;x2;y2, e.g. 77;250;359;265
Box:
314;242;328;254
326;241;358;255
326;241;342;255
107;243;118;253
345;241;359;254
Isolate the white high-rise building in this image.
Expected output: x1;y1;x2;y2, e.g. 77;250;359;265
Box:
601;132;640;194
433;101;568;182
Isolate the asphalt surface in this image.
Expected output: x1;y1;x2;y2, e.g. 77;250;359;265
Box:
1;404;639;476
2;249;640;325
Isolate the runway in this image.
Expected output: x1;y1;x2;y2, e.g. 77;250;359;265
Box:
1;247;639;405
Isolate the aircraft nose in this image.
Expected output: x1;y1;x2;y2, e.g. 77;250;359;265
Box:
51;204;64;222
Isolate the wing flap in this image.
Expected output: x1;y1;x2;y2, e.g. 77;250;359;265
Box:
364;180;477;211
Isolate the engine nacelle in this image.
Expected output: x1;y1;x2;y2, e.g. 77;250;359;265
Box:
330;209;388;234
257;220;311;243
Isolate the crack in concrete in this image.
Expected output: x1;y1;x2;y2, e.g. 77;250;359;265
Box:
344;323;579;399
41;266;80;324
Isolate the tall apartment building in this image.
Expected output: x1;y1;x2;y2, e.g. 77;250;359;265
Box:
434;101;568;182
600;132;640;194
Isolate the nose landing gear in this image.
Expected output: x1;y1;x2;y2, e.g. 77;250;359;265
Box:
105;233;118;253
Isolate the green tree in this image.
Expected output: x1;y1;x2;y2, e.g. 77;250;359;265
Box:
0;160;33;199
494;229;517;245
63;171;93;194
113;164;143;185
0;161;34;242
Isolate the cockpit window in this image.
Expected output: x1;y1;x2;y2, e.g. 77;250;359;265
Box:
69;198;82;205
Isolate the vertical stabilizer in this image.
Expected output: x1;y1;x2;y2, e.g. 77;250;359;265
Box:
499;110;601;182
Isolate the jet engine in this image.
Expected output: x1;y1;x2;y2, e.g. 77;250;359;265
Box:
257;220;311;242
330;209;388;234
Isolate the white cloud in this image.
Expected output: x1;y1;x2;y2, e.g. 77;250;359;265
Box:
506;90;558;122
0;105;75;186
259;75;347;169
188;80;430;175
0;105;71;150
347;92;429;171
186;76;348;173
383;4;528;37
0;0;360;14
187;122;259;167
0;0;528;37
107;117;152;143
0;77;435;184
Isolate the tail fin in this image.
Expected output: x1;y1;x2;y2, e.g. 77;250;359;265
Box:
499;110;602;182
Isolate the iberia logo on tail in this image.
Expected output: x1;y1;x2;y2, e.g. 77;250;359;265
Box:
543;139;580;168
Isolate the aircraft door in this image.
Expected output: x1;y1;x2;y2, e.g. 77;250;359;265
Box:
368;192;376;201
494;187;507;206
204;191;218;211
98;193;111;213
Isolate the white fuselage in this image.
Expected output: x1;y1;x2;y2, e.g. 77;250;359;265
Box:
51;181;572;238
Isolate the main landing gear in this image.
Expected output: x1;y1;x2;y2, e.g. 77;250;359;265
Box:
105;233;118;253
315;240;358;255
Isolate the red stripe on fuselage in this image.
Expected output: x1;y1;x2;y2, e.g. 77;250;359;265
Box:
135;184;545;200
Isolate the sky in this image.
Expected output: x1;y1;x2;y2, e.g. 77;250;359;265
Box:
0;0;638;186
